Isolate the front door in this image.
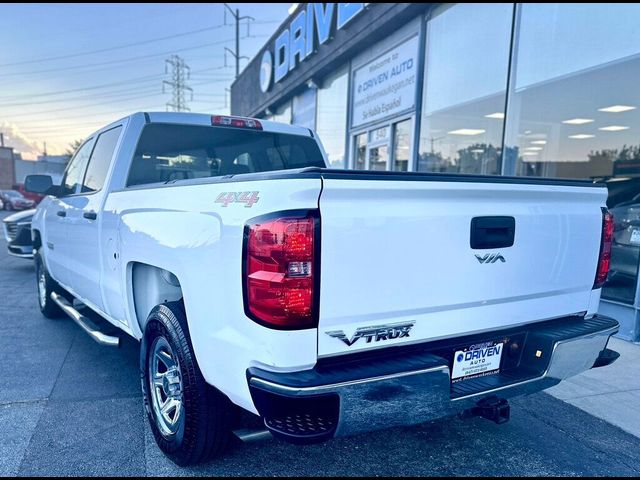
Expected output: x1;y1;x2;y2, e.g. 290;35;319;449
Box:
44;138;95;287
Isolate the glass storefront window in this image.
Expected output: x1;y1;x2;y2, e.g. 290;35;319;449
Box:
394;119;411;172
417;3;513;175
272;101;291;124
503;3;640;304
292;88;316;130
354;133;366;170
368;145;388;171
317;65;348;168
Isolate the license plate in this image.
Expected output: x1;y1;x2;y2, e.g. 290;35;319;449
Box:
631;229;640;245
451;340;504;383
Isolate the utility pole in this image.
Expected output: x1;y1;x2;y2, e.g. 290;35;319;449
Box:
163;55;194;112
224;3;254;79
0;133;4;147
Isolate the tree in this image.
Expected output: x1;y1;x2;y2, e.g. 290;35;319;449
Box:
64;139;84;158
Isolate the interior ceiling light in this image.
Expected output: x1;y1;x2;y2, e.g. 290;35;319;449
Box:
484;112;505;119
568;134;595;139
448;128;485;136
598;105;636;113
599;125;629;131
521;152;539;156
562;118;594;125
531;140;547;145
524;147;543;151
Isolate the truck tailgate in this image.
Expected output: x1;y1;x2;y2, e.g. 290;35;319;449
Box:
317;174;607;358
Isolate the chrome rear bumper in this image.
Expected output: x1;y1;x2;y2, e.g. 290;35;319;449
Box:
248;314;618;441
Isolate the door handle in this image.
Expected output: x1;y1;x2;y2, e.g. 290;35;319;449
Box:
83;211;97;221
56;210;66;217
470;216;515;249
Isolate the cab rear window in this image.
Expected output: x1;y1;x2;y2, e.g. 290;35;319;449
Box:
127;124;325;187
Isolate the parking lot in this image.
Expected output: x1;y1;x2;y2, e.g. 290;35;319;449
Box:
1;210;640;476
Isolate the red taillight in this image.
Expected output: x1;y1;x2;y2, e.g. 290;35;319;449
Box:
211;115;262;130
594;208;614;289
243;210;319;329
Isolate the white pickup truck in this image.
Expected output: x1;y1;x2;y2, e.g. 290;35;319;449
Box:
26;112;619;466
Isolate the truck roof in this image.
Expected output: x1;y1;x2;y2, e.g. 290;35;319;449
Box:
104;111;314;138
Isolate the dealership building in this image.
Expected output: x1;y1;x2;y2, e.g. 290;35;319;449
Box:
231;2;640;341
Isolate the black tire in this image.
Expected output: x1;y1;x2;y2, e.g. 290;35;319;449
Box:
141;301;237;466
34;249;66;318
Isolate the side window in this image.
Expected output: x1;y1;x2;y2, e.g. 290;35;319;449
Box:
60;139;94;196
81;126;122;193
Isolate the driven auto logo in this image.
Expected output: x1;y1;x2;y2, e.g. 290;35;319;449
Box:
475;253;506;264
259;50;273;93
325;321;415;347
456;343;502;363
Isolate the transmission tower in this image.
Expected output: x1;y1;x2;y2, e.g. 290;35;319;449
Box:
163;55;193;112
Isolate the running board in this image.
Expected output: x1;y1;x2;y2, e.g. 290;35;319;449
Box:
232;428;272;443
50;292;120;347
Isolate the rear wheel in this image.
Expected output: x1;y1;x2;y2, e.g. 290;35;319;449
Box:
34;249;66;318
141;301;236;466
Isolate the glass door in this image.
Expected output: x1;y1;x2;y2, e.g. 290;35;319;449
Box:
367;126;390;171
393;119;412;172
350;116;414;171
354;132;367;170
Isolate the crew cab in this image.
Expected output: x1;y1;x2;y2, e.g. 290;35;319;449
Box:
26;112;619;466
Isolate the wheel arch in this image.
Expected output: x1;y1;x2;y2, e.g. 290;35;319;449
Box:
32;229;42;251
128;262;184;336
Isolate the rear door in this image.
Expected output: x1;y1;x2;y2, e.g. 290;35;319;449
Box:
317;174;607;358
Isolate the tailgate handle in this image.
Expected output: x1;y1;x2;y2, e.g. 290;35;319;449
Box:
470;216;515;249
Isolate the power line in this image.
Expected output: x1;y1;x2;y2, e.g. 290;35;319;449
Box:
0;74;162;100
0;37;238;78
2;92;164;119
0;24;229;68
0;68;233;102
0;85;162;108
8;103;165;125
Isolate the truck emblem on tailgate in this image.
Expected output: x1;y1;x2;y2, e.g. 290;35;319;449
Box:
475;253;506;264
325;321;415;347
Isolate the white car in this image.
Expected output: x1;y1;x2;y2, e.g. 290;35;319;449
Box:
26;112;619;466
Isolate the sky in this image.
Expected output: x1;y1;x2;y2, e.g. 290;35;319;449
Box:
0;3;292;159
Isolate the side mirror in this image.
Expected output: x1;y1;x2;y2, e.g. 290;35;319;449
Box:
25;175;56;195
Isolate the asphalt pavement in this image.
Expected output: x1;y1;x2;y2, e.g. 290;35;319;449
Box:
1;210;640;476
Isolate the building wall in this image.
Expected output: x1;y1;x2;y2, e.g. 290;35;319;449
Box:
231;3;431;118
14;158;68;185
0;147;16;189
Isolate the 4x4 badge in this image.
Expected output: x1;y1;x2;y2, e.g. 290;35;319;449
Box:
325;321;415;347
